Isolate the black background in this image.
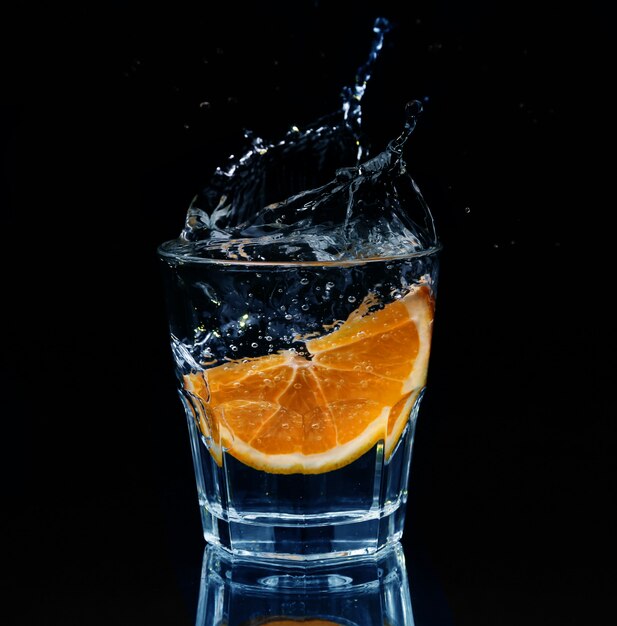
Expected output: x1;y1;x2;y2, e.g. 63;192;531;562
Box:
2;1;614;624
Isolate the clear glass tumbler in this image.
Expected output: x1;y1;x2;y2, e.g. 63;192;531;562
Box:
158;245;440;560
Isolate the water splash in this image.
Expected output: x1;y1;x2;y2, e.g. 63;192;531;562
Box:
342;15;393;159
160;17;438;263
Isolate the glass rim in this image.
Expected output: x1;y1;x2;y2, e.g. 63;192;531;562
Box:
157;240;442;268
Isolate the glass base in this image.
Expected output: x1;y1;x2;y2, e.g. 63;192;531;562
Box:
200;502;407;561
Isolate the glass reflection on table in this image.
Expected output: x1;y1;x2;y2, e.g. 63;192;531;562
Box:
196;541;416;625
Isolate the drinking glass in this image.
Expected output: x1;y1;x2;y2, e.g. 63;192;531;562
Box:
158;245;440;559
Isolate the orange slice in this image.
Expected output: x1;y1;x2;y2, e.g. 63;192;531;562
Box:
183;284;434;474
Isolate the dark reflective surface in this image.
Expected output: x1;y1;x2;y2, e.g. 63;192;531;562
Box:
2;1;614;625
195;541;453;626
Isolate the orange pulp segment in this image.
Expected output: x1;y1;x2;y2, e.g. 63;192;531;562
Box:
183;284;434;474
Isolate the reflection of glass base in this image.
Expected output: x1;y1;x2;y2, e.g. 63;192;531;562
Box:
196;540;414;626
200;503;407;561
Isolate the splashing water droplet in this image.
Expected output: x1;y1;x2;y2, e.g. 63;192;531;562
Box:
159;17;439;265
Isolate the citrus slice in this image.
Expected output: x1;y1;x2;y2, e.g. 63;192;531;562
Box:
183;284;434;474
